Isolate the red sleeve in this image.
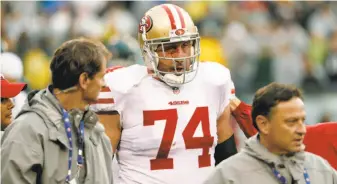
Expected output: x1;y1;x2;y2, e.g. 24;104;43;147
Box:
231;101;258;138
304;122;337;170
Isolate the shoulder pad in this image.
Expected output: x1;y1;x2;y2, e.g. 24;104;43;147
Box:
198;61;231;85
104;64;148;94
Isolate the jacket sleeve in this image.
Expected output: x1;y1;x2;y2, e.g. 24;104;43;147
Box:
333;168;337;184
1;113;44;184
231;101;258;138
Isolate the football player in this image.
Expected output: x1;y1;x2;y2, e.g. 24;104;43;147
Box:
91;4;237;184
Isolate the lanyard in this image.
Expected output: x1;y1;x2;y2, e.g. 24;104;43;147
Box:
62;108;85;182
271;167;310;184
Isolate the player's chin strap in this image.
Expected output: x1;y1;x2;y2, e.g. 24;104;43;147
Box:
162;74;185;87
162;71;196;87
161;60;198;88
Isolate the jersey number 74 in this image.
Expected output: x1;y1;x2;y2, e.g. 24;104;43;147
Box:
143;106;214;170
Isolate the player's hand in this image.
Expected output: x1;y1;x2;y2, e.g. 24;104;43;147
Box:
230;97;241;112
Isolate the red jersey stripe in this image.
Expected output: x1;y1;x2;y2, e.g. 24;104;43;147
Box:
95;98;115;104
105;66;124;74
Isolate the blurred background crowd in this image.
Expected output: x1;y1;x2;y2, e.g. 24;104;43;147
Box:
1;1;336;124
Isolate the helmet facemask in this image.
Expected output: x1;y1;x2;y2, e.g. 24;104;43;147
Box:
142;30;201;87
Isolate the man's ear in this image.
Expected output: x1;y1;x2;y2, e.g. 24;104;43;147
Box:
256;115;270;135
78;72;89;90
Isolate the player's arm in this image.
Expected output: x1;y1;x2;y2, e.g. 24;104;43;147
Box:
91;87;121;152
92;66;124;152
215;104;237;165
215;77;237;165
97;112;121;152
211;65;237;165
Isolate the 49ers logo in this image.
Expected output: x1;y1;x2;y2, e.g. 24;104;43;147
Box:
138;15;153;33
168;100;189;106
175;29;185;36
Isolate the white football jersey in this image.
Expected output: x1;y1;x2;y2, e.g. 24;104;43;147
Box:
91;62;232;184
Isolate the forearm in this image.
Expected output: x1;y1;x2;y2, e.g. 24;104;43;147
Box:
215;103;237;165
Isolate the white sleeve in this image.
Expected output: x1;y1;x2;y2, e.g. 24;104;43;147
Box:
90;65;148;114
199;61;233;118
219;71;232;117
